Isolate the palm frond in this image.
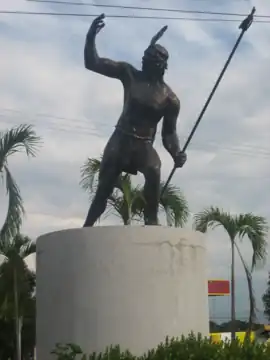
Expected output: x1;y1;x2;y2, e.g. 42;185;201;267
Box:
21;241;36;258
119;177;134;224
80;157;102;194
236;213;268;270
121;178;146;220
193;206;237;239
119;175;132;207
108;193;129;224
13;235;36;259
130;186;145;219
160;183;189;227
0;259;35;318
24;268;36;292
0;125;41;243
101;205;113;221
0;124;41;167
0;166;24;244
108;183;145;225
116;173;131;192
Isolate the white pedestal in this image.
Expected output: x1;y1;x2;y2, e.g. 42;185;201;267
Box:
36;226;209;359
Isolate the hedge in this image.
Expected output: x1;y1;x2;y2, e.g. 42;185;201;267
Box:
51;333;270;360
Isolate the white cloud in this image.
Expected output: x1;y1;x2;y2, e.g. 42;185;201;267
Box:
1;0;270;319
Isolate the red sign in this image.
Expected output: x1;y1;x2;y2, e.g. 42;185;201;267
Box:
208;280;230;296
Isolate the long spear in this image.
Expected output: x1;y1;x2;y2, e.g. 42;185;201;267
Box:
160;7;256;198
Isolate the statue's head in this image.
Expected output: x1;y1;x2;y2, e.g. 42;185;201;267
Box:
142;26;169;78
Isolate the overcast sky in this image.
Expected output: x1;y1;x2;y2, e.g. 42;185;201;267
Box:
0;0;270;322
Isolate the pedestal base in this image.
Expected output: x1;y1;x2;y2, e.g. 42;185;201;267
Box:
36;226;209;359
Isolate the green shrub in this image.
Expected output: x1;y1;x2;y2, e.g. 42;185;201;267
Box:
51;333;270;360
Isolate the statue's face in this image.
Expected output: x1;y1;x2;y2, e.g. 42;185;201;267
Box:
142;44;168;77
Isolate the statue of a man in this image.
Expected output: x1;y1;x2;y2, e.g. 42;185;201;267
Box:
83;14;187;226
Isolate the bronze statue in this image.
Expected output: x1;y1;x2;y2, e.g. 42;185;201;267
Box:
83;14;187;226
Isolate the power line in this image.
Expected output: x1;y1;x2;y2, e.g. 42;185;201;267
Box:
1;9;270;23
3;122;270;178
3;106;270;150
0;10;235;21
26;0;270;19
2;108;270;160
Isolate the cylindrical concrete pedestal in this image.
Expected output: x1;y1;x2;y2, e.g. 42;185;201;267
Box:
36;226;209;359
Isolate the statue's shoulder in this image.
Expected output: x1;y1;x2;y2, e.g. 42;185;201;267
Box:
117;62;140;83
164;83;180;106
120;61;139;75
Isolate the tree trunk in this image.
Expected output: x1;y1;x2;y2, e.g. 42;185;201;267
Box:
14;269;21;360
246;272;254;340
123;212;131;225
231;240;236;341
123;218;131;225
234;242;255;340
122;204;131;225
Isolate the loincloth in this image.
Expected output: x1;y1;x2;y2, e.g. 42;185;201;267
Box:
114;126;153;175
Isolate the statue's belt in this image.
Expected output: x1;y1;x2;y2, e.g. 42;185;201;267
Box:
115;126;153;141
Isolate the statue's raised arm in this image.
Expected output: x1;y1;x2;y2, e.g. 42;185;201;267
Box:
84;14;131;81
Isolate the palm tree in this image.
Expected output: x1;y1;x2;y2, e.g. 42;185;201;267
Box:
80;157;189;226
0;234;36;360
0;124;41;243
193;207;268;340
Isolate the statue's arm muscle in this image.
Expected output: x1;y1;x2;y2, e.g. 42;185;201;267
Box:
84;31;133;82
161;94;181;159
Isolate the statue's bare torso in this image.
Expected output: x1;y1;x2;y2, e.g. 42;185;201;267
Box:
115;63;178;140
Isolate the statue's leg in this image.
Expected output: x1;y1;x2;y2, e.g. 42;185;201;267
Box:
83;165;121;227
139;142;161;225
83;133;123;227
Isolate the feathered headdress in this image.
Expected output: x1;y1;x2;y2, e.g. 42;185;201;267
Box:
149;25;168;46
144;25;169;64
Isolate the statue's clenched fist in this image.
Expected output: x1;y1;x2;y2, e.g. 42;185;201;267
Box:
174;151;187;168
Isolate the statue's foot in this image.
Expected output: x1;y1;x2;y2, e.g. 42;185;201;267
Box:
83;221;94;227
144;219;159;226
